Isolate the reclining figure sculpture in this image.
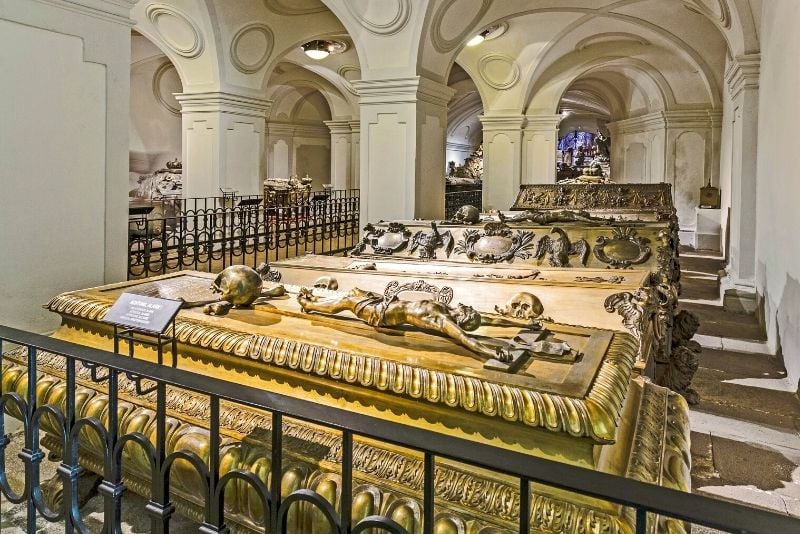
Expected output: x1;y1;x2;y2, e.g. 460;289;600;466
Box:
297;287;511;362
499;209;614;225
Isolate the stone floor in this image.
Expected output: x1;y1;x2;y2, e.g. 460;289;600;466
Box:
679;248;800;532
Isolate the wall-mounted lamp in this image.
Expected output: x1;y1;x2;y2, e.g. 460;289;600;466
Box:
301;39;347;60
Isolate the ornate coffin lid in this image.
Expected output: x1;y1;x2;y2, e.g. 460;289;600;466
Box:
46;271;637;444
510;183;674;214
274;255;650;331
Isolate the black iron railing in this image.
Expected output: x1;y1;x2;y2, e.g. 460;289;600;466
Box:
1;324;799;533
128;190;360;279
444;186;482;219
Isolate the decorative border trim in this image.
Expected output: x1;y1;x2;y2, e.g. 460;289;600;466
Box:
45;292;637;442
229;23;273;74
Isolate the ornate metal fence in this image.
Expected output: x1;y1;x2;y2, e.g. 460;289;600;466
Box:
128;190;359;279
444;186;482;219
1;325;799;533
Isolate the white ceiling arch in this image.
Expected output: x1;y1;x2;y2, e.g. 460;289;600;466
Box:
265;64;354;119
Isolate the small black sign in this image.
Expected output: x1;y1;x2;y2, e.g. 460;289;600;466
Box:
102;293;183;334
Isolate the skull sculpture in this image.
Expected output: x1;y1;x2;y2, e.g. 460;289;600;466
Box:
495;292;544;320
313;276;339;290
211;265;264;307
452;204;481;225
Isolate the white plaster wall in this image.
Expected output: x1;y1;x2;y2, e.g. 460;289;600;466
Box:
417;109;447;219
272;139;290;179
719;59;735;258
295;144;331;190
755;0;800;389
225;121;263;194
673;131;705;237
0;11;128;333
624;142;647;182
445;145;474;168
129;56;182;180
365;113;410;221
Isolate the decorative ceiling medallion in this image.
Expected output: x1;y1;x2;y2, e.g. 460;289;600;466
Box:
430;0;493;53
337;65;362;96
145;4;204;59
477;53;520;90
344;0;411;36
263;0;327;16
152;60;181;115
230;23;273;74
683;0;731;29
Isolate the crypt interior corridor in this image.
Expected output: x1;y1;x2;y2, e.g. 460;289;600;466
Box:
2;0;800;531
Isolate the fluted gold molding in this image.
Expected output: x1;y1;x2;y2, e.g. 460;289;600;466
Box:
3;349;690;534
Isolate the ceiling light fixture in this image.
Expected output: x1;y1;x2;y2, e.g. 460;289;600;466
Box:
466;31;488;47
466;23;508;47
301;39;347;60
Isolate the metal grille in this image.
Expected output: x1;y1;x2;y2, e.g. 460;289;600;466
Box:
2;325;798;533
128;190;360;279
444;187;482;219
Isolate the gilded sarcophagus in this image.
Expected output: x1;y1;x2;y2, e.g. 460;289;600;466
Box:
1;267;691;533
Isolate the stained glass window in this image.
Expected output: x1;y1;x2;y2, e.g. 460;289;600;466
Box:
558;130;595;152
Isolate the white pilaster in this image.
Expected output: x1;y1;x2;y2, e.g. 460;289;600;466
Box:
523;115;562;185
349;120;361;190
175;92;271;197
325;119;356;190
725;54;760;290
353;77;454;222
479;115;525;211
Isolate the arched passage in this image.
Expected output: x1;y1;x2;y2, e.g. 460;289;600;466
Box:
129;31;185;199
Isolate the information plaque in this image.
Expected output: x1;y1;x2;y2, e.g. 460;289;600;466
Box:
102;293;183;334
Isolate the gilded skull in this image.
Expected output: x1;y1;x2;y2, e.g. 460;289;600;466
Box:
211;265;264;307
495;292;544;320
453;204;480;224
313;276;339;290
